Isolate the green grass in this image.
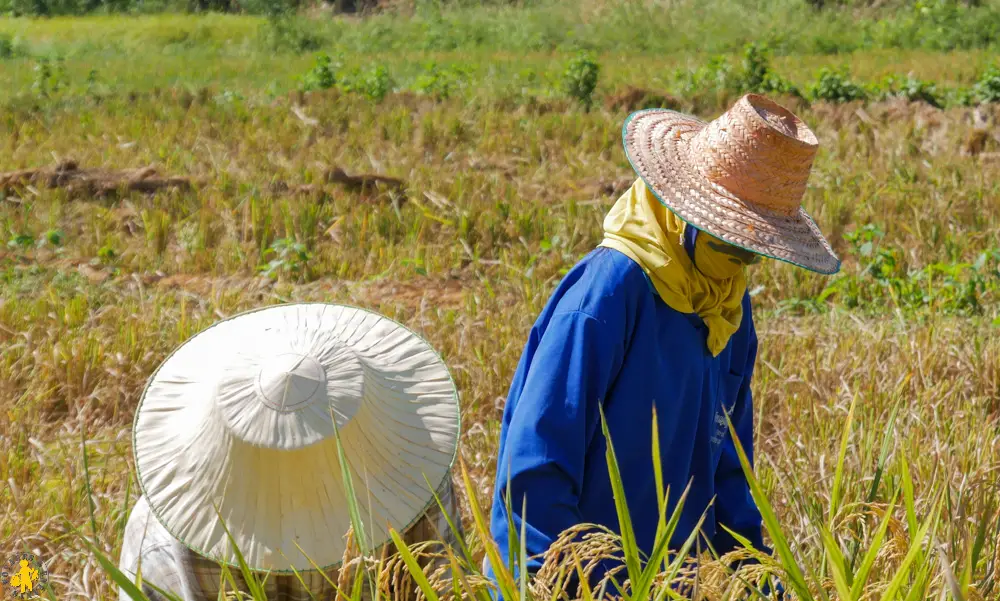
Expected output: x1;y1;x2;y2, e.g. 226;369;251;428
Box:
1;3;1000;600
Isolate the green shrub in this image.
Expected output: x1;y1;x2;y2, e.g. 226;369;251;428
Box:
0;34;27;59
260;237;311;281
879;74;943;107
357;64;393;102
32;57;68;98
561;52;600;109
413;62;466;100
260;3;325;55
301;53;337;92
973;64;1000;104
739;42;801;97
870;0;1000;52
808;67;868;102
813;223;1000;316
338;63;394;102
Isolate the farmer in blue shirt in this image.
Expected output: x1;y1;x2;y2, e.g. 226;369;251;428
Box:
488;94;841;592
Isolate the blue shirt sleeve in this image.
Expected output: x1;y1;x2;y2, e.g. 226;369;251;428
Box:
493;309;625;575
712;322;768;555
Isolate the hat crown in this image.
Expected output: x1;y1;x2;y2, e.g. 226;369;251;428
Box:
256;353;327;411
687;94;818;215
215;342;365;450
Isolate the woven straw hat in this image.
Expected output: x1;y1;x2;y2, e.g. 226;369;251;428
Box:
133;303;460;572
623;93;840;274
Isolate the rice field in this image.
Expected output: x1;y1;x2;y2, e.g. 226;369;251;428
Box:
1;2;1000;599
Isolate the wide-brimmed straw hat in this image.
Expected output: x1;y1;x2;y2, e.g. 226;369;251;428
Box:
623;93;840;274
132;303;460;572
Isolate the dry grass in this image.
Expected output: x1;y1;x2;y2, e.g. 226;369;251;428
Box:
1;12;999;601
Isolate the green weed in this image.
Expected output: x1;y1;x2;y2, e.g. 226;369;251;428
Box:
561;53;599;109
301;53;337;91
259;237;311;281
973;63;1000;104
808;66;869;102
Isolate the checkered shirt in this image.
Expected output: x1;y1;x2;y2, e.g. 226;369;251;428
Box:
118;479;460;601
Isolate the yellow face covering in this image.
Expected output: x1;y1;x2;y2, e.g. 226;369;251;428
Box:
599;179;749;356
693;231;761;280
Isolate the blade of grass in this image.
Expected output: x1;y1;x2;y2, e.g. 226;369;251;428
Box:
447;545;493;601
658;506;710;588
830;393;858;525
651;406;668;569
820;526;853;601
519;495;529;601
287;565;322;601
900;452;918;538
75;526;182;601
638;484;693;599
850;400;901;570
423;473;474;563
460;457;519;601
726;417;815;601
211;505;268;600
878;494;942;601
851;492;899;600
505;461;520;585
598;405;642;583
569;547;595;601
389;527;440;601
290;540;351;599
868;401;901;504
80;426;98;542
331;420;377;601
936;541;965;601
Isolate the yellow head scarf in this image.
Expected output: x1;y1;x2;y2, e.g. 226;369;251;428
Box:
599;179;748;356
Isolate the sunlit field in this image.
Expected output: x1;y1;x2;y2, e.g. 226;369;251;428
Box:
2;2;1000;599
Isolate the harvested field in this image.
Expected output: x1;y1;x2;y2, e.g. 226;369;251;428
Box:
1;3;1000;600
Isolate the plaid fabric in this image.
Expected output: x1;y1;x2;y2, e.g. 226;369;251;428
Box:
119;479;461;601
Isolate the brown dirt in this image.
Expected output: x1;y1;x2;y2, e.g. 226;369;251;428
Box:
353;277;467;312
0;160;192;199
0;160;407;205
268;166;407;204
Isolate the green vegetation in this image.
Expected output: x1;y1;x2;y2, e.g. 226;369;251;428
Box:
2;2;1000;601
561;53;600;109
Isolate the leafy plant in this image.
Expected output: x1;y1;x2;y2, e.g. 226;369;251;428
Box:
413;62;466;100
97;244;117;264
739;42;801;97
880;74;943;107
39;229;64;247
973;63;1000;104
812;224;1000;315
32;56;68;97
673;54;742;102
260;1;324;55
0;34;27;59
259;237;311;281
808;66;868;102
301;53;337;91
357;64;393;102
561;52;600;109
7;232;34;249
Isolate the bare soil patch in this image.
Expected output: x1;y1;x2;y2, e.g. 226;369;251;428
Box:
0;160;192;199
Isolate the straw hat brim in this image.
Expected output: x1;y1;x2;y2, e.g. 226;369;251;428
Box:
132;303;460;573
623;109;841;275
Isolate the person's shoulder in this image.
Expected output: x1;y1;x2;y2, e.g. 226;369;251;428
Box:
550;247;651;324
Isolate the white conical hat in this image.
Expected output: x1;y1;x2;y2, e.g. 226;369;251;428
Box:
132;303;460;572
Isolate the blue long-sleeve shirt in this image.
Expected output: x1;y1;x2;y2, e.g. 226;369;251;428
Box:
488;247;765;585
